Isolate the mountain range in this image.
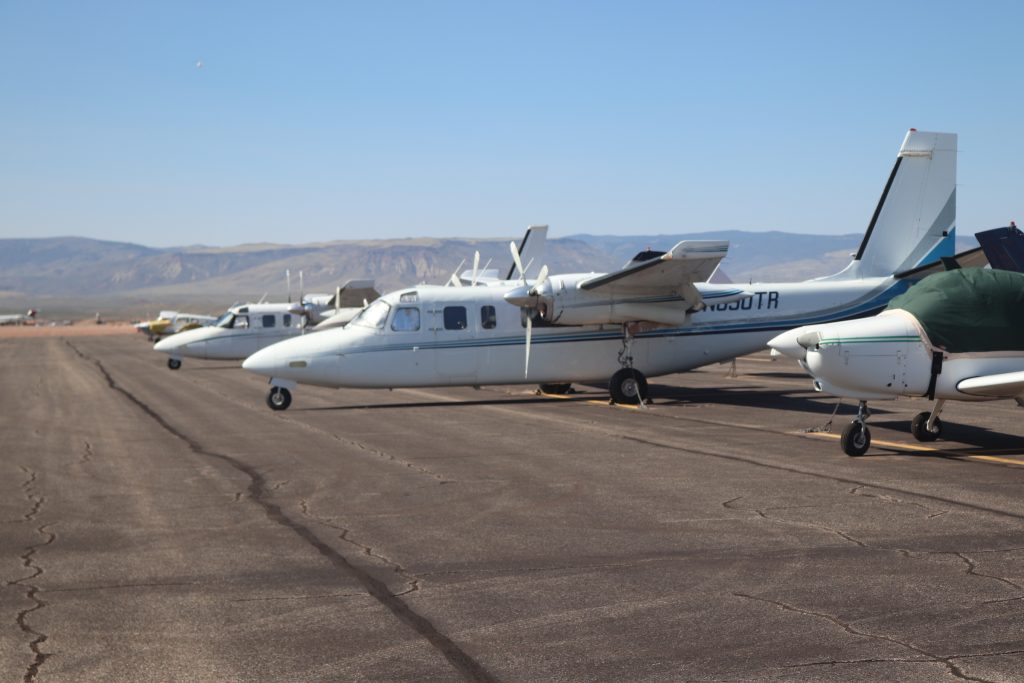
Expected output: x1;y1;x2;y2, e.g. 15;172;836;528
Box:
0;231;978;318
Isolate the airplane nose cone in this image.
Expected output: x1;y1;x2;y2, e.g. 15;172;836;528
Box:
241;346;278;376
768;327;820;361
153;336;177;352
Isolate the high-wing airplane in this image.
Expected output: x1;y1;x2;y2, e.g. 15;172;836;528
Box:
770;226;1024;456
0;309;37;326
153;280;379;369
241;129;960;411
135;311;218;340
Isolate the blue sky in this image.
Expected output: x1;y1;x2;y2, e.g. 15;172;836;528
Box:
1;1;1021;247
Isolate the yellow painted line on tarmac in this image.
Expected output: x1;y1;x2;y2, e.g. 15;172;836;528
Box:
799;431;1024;466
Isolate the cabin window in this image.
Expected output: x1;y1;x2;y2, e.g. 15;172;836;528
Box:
481;305;496;330
391;307;421;331
443;306;467;330
262;314;276;328
283;314;292;327
235;315;250;329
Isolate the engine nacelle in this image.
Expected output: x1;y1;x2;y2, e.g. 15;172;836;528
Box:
801;311;934;398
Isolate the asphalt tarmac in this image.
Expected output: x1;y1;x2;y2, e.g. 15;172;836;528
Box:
3;335;1024;682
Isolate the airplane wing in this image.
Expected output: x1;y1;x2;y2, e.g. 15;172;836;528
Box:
577;241;729;306
957;371;1024;398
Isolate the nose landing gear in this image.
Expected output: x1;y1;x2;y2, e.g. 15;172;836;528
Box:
267;386;292;411
840;401;872;456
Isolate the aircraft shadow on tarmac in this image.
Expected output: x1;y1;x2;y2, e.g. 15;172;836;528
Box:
862;419;1024;457
303;394;596;412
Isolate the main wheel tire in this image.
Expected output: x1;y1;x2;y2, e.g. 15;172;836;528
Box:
167;358;182;370
609;368;648;405
910;411;942;441
841;421;871;457
267;387;292;411
539;383;573;395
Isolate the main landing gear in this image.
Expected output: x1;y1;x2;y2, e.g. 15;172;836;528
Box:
910;399;945;442
841;401;872;457
608;324;649;405
267;386;292;411
167;358;182;370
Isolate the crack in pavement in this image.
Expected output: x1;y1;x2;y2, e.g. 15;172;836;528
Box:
299;500;421;598
230;592;369;602
66;340;496;683
850;485;949;519
723;496;1024;598
6;467;54;682
178;374;453;484
733;592;999;682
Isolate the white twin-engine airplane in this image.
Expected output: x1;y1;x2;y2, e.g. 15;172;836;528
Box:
769;227;1024;457
153;280;379;370
242;129;958;411
0;309;37;326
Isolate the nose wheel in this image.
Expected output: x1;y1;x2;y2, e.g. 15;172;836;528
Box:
840;401;871;456
267;387;292;411
167;358;182;370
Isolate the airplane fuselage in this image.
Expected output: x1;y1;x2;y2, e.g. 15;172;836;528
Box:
243;276;908;390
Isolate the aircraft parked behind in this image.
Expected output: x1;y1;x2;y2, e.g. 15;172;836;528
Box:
0;309;37;326
153;280;379;369
135;311;217;340
242;130;960;411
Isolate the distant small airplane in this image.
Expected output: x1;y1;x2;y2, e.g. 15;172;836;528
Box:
769;226;1024;456
242;129;962;412
0;309;37;326
153;280;379;370
135;311;217;341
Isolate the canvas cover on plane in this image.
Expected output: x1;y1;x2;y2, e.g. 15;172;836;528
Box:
885;268;1024;353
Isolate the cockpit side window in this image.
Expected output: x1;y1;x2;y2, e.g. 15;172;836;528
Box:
235;315;250;329
283;314;292;328
443;306;467;330
352;299;391;329
262;314;276;328
391;307;421;331
481;305;496;330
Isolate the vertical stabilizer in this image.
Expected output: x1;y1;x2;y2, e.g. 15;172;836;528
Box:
828;130;956;280
505;225;549;280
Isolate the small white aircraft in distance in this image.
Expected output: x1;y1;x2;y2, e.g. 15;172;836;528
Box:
135;311;218;340
0;309;37;326
153;280;379;369
242;129;960;411
770;226;1024;456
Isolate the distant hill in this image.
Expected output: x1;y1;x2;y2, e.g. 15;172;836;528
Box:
0;231;980;317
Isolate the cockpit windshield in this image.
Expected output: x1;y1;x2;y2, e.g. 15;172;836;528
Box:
215;312;236;328
351;299;392;329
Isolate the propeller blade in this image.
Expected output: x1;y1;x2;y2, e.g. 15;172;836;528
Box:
446;258;466;287
335;286;342;314
299;270;304;303
524;314;532;378
529;264;549;295
471;251;480;286
449;273;463;287
286;269;291;303
510;241;525;282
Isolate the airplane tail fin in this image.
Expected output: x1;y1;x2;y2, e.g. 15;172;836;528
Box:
825;130;956;280
975;225;1024;272
505;225;549;280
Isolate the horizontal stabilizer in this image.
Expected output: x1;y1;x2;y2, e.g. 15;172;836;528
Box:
957;371;1024;398
976;225;1024;272
895;246;988;280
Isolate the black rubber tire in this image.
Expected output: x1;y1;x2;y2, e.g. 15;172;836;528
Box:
539;383;573;395
910;411;942;442
609;369;648;405
167;358;182;370
267;387;292;411
841;421;871;457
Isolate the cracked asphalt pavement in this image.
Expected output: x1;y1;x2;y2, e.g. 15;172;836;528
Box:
3;336;1024;681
